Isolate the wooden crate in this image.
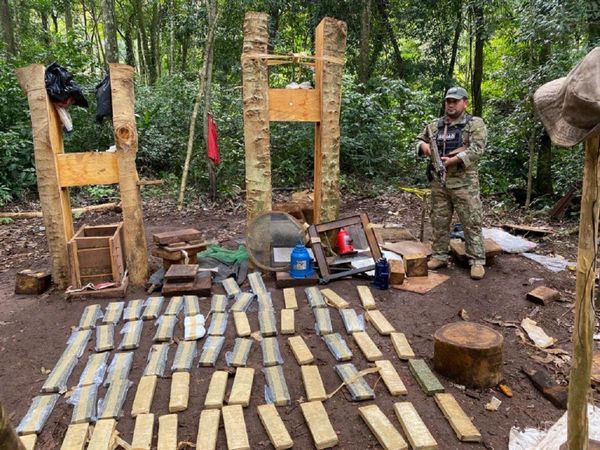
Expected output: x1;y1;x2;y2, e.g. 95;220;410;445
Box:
67;223;125;288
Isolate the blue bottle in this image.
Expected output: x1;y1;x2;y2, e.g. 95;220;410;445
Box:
373;256;390;290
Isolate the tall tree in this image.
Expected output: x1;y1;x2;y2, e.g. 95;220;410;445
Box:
471;2;484;116
0;0;17;57
203;0;217;200
102;0;119;63
358;0;371;86
64;0;73;32
375;0;403;78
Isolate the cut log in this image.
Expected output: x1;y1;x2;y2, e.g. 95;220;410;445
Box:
433;322;504;388
153;229;202;245
389;259;405;285
449;239;502;265
403;253;428;277
15;269;51;295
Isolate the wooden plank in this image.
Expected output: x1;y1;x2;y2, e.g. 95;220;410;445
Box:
280;309;295;334
358;404;407;450
526;286;560;305
56;152;119;187
157;414;178;450
222;405;250;450
228;367;255;407
301;365;327;401
288;336;314;365
162;274;211;297
164;264;198;282
393;402;438;450
390;332;416;360
169;372;190;413
353;331;384;361
320;288;350;309
383;241;433;257
283;288;298;310
68;240;81;288
60;422;90;450
153;228;202;245
366;310;395;335
275;271;319;288
20;435;37;450
434;393;481;442
196;409;220;450
87;418;116;450
268;88;320;122
131;413;154;450
110;63;149;286
322;333;353;361
375;360;407;396
408;359;444;396
257;404;294;450
300;401;338;449
356;285;376;310
263;365;291;406
204;370;229;409
233;312;251;337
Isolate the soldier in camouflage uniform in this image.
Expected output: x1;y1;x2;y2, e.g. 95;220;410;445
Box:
415;86;487;280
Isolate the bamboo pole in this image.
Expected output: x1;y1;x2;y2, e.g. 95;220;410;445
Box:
567;135;600;450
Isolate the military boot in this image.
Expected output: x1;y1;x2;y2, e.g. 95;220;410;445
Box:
427;258;447;270
470;264;485;280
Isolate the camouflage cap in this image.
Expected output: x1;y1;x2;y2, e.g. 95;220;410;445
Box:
445;86;468;100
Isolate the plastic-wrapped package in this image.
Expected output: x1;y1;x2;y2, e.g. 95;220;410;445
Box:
154;315;178;342
172;341;197;372
248;272;267;294
225;338;253;367
305;287;327;308
211;294;228;313
95;324;114;352
198;336;225;367
123;299;144;322
142;296;164;320
102;301;125;325
334;363;375;401
322;333;353;361
65;329;92;358
222;278;241;298
257;292;274;311
259;309;277;337
164;296;184;315
97;378;132;419
184;295;201;316
233;311;251;337
41;352;78;393
339;309;365;334
104;352;134;387
144;343;170;377
313;307;334;335
118;319;143;351
263;365;291;406
230;292;254;312
78;304;102;330
78;352;109;386
69;384;98;423
261;337;283;366
320;288;350;309
16;394;60;435
207;312;228;336
184;314;206;340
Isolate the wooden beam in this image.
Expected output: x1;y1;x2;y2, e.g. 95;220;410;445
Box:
15;64;73;288
567;136;600;449
242;12;271;222
57;152;119;187
109;63;149;286
268;89;320;122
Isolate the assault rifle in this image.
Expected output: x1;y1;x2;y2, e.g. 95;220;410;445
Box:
426;125;464;188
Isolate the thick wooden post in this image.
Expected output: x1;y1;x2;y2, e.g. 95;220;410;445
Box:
314;18;347;223
110;64;149;285
242;12;271;222
15;64;74;289
567;136;600;450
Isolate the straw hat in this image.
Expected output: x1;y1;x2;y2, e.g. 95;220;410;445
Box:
533;47;600;148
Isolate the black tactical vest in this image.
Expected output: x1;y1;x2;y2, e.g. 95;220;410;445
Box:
436;114;473;155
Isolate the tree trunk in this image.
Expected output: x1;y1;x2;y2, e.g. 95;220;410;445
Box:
375;0;403;78
0;0;17;57
101;0;119;63
169;0;175;75
177;2;219;210
535;130;553;195
525;124;536;208
124;21;136;67
358;0;371;87
149;2;161;80
132;0;155;83
0;402;25;450
40;10;50;46
471;3;484;117
440;3;462;115
204;0;217;201
64;0;73;32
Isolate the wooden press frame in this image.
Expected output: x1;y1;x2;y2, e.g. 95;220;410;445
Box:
242;13;347;225
308;213;382;283
16;63;149;289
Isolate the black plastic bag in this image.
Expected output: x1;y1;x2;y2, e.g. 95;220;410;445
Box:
95;74;112;123
44;62;88;108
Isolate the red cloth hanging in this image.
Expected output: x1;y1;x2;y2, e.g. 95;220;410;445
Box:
207;113;220;165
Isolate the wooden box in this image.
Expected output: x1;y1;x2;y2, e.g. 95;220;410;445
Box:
15;269;52;294
67;223;125;288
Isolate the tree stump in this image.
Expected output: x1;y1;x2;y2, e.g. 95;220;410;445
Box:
433;322;504;387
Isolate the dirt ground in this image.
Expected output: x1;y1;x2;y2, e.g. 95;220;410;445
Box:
0;191;597;449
